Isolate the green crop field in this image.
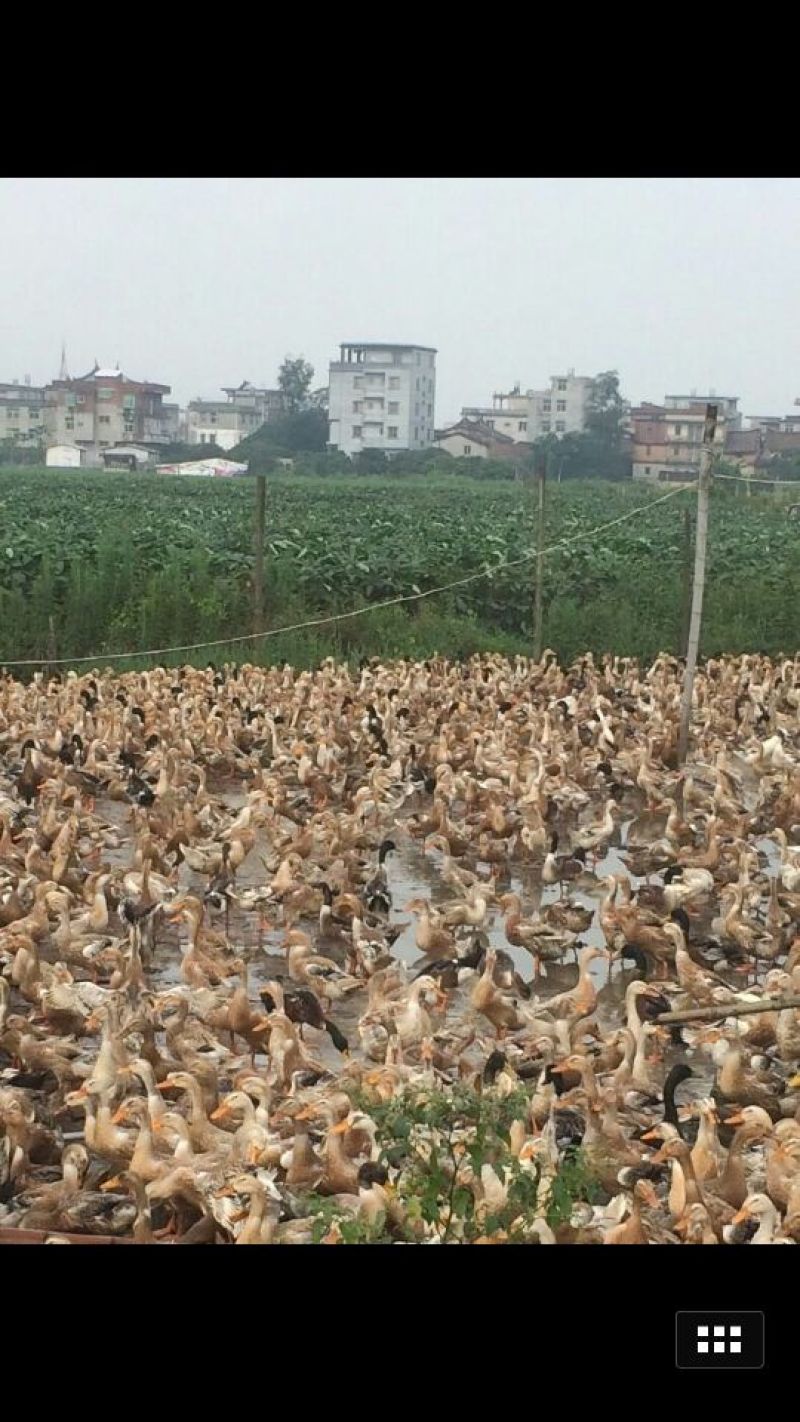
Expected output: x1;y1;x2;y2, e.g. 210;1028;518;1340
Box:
0;467;797;669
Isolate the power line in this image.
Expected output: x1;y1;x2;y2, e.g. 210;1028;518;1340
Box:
0;481;695;670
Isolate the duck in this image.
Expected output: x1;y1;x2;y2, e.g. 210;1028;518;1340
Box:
498;892;574;969
726;1192;793;1244
259;978;349;1054
541;834;590;893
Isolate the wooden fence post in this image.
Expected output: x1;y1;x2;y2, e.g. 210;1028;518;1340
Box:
252;473;266;639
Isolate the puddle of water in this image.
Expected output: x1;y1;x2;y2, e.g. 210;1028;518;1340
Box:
53;765;788;1088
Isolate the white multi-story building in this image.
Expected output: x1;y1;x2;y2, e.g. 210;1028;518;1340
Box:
328;343;436;457
186;382;286;451
461;370;595;443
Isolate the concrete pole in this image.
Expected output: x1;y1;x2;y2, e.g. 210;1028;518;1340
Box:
678;405;718;764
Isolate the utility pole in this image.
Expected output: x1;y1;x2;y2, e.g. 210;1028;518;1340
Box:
252;473;266;637
532;451;547;662
678;404;718;764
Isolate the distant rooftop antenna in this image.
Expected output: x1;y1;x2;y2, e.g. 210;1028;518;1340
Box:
59;342;70;381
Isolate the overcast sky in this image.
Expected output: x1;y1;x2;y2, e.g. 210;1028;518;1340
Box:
2;177;798;423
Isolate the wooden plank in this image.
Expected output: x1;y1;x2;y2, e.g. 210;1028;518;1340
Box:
0;1225;139;1245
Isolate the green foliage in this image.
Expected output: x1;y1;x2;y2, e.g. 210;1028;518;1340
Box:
231;409;329;467
299;1084;601;1244
584;369;627;446
278;354;314;413
0;439;45;466
157;441;227;463
0;467;796;669
528;372;631;482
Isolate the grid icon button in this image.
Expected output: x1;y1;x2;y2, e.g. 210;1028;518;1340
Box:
676;1313;765;1370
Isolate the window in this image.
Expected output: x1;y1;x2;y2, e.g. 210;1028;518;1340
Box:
388;401;399;414
65;418;74;429
427;404;433;417
388;426;398;439
8;408;18;418
542;400;551;412
556;400;566;412
352;425;362;438
388;377;400;389
98;415;111;424
199;433;207;443
352;401;362;413
518;420;527;432
414;427;419;441
557;380;567;391
353;376;364;389
541;421;551;432
123;394;135;409
674;424;683;436
463;444;472;455
555;421;565;432
209;413;217;423
416;377;420;389
645;466;651;476
97;387;114;400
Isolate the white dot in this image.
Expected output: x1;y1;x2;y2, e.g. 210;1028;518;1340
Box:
697;1342;709;1353
697;1326;709;1337
729;1326;741;1337
714;1343;725;1353
714;1326;725;1336
730;1342;741;1354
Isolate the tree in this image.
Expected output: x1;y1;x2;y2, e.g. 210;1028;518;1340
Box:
278;355;314;413
307;386;329;413
530;371;632;481
157;440;227;464
584;370;627;445
230;408;329;470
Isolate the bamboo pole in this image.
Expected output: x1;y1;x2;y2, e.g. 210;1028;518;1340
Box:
252;473;266;637
656;992;800;1026
677;405;718;764
532;454;546;662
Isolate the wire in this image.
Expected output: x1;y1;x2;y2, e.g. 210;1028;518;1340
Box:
0;481;695;670
714;470;800;487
